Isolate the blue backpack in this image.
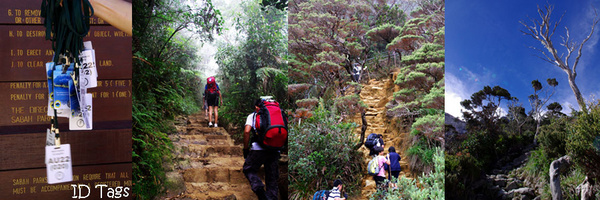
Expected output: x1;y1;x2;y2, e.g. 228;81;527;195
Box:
313;190;330;200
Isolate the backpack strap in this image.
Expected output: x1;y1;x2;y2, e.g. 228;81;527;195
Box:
252;112;257;132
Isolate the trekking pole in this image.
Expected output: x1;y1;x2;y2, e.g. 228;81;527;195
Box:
387;155;391;188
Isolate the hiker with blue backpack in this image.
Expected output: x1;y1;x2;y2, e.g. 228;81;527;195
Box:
204;76;222;127
243;98;288;200
312;179;347;200
384;146;402;189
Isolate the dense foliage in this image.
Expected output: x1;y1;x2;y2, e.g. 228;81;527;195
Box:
288;104;362;199
216;0;289;132
132;0;222;198
567;101;600;181
385;0;445;174
289;0;445;198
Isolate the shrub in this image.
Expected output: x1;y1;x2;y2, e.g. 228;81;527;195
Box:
521;148;553;183
288;105;363;199
385;147;444;200
445;149;482;199
538;116;572;158
133;58;200;199
567;101;600;180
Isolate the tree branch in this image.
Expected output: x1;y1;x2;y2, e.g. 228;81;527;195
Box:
573;7;600;74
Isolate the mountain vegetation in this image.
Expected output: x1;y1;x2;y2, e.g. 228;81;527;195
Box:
288;0;445;199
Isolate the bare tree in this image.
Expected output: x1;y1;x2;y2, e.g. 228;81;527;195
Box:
529;78;558;145
520;4;599;113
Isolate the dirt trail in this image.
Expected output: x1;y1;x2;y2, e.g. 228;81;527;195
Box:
355;77;413;199
160;113;258;200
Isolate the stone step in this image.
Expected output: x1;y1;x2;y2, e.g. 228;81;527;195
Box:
193;157;246;168
366;128;386;134
184;182;257;200
183;167;250;184
366;107;380;112
178;135;233;146
187;127;228;135
365;111;381;116
181;145;243;158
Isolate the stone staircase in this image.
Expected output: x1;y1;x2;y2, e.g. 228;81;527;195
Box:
355;78;413;199
160;113;258;200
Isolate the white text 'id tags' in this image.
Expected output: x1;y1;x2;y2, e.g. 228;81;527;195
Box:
45;144;73;184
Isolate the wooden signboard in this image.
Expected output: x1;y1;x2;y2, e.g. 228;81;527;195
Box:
0;1;133;199
0;25;132;81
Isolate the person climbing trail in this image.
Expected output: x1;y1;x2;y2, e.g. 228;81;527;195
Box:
384;146;402;189
204;76;222;127
327;179;347;200
365;133;385;156
374;147;390;194
243;98;288;200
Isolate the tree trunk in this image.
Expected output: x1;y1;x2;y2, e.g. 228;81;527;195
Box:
533;120;541;146
567;72;588;113
550;155;572;200
577;176;594;200
354;110;368;150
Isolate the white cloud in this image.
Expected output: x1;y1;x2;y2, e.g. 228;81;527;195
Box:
496;107;508;117
445;72;470;119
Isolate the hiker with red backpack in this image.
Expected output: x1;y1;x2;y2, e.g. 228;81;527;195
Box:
204;76;222;127
243;98;288;200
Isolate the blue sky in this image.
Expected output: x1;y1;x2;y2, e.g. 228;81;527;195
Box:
446;0;600;118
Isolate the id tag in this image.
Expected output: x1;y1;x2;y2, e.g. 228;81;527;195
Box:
53;69;72;111
45;144;73;184
46;128;55;146
79;42;98;88
70;93;92;130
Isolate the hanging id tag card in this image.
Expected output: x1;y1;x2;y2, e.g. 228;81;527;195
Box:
46;62;55;116
53;64;74;117
84;41;98;78
46;128;55;146
79;42;98;88
45;144;73;184
70;93;92;130
69;80;80;114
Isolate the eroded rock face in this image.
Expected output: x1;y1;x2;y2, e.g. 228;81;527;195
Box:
353;78;416;199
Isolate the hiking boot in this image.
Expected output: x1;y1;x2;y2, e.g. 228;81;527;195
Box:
208;122;213;127
214;123;218;128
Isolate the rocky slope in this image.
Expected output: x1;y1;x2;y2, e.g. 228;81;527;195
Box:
355;76;414;199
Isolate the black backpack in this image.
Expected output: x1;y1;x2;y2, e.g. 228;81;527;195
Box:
365;133;379;149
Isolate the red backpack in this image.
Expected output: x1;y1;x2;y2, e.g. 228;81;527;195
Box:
206;76;218;96
254;100;288;150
